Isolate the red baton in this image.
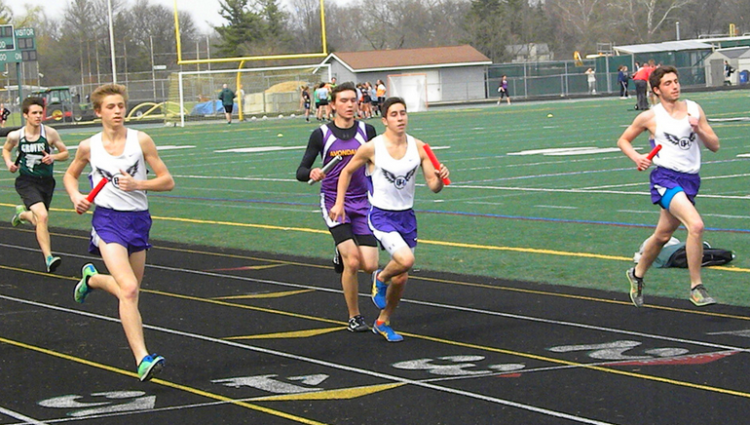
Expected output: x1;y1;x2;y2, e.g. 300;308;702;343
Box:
423;144;451;185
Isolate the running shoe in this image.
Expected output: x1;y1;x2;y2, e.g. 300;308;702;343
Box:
372;320;403;342
74;263;98;303
690;284;716;307
46;256;62;273
332;248;344;274
371;269;387;309
137;354;165;382
347;315;369;332
626;267;645;308
11;205;26;227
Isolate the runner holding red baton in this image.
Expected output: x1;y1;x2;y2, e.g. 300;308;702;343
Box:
422;144;451;185
638;144;662;171
76;177;108;214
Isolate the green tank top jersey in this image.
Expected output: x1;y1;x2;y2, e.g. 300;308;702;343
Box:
17;125;53;178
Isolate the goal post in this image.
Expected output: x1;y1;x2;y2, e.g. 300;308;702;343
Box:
387;73;428;112
166;64;331;127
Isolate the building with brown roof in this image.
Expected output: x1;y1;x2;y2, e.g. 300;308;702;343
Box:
317;45;492;106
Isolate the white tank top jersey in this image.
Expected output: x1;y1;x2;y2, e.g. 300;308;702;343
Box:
651;100;702;174
88;128;149;211
367;134;421;211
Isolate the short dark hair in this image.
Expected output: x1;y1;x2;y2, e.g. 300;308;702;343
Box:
22;97;44;114
381;97;406;116
330;81;356;102
649;65;678;92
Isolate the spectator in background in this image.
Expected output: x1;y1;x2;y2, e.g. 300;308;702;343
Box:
300;85;311;122
376;80;387;115
618;66;630;99
218;84;235;124
724;60;735;85
0;103;10;128
314;82;331;121
632;60;654;110
497;75;511;105
585;68;597;95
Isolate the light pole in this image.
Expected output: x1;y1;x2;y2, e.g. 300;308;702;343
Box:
150;36;156;100
107;0;117;83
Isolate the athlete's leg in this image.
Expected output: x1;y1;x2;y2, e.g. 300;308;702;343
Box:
95;242;149;364
337;238;365;318
666;193;705;287
27;202;52;258
376;246;414;324
634;208;680;278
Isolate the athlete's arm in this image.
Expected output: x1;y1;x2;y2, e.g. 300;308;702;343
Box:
122;131;174;192
2;131;19;172
296;128;324;182
44;127;69;164
64;139;93;214
417;139;448;193
329;142;374;223
693;104;719;152
617;110;656;169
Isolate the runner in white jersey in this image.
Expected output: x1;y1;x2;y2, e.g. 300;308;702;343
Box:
330;97;450;342
64;83;175;382
616;66;719;308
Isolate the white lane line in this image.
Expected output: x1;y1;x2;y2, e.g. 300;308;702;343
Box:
0;294;618;425
535;205;578;210
0;406;50;425
0;242;745;353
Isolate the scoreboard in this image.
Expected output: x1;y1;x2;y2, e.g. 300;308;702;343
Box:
0;25;36;66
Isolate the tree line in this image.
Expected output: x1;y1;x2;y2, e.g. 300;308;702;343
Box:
1;0;748;88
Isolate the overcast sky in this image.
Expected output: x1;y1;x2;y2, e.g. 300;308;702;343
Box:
8;0;242;32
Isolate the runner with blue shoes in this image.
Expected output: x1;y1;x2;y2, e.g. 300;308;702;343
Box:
330;97;449;342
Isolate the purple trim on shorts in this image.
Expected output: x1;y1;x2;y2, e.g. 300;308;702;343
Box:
368;206;418;248
89;207;152;255
650;167;700;205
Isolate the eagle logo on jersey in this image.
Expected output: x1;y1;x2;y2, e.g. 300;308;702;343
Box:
664;132;696;150
383;166;417;190
96;162;140;189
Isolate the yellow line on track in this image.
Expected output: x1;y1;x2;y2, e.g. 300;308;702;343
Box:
144;288;750;400
2;263;750;401
0;336;331;425
4;203;746;274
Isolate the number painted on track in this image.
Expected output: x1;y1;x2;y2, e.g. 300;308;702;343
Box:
38;391;156;417
393;355;525;376
548;340;689;360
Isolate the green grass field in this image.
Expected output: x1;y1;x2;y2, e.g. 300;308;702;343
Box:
3;90;750;306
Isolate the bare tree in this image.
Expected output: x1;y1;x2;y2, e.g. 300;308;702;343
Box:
608;0;696;42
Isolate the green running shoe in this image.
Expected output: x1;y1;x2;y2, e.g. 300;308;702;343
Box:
138;354;165;382
74;263;98;303
11;205;26;227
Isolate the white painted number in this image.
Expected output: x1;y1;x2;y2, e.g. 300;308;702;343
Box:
548;340;689;360
38;391;156;417
213;374;328;394
393;355;525;376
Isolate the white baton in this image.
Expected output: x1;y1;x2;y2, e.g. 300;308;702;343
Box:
308;155;343;185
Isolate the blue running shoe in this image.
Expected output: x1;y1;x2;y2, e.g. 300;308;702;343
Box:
371;269;387;309
373;320;403;342
137;354;165;382
74;263;98;303
46;256;62;273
